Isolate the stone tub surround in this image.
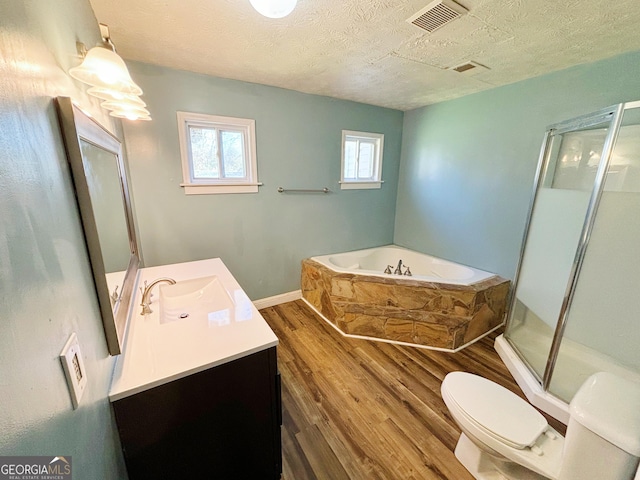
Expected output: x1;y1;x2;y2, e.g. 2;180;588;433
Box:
301;259;510;351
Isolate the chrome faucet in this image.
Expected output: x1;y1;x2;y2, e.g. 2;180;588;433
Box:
384;265;393;274
140;277;176;315
394;259;403;275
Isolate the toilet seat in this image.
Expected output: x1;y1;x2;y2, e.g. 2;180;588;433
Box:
442;372;548;449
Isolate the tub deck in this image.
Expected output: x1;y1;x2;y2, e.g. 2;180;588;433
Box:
301;259;510;351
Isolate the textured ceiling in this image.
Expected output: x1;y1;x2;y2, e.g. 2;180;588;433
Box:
88;0;640;111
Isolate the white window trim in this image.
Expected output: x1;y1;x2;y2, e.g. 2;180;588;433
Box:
340;130;384;190
177;111;261;195
338;180;385;190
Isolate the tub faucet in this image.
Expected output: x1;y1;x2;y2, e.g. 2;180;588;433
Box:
140;277;176;315
394;260;403;275
384;265;393;274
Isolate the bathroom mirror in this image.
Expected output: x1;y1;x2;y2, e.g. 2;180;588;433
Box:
57;97;139;355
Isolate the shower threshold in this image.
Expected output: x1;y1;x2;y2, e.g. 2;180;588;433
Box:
495;333;640;425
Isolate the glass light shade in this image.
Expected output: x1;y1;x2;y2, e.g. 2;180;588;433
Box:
87;86;146;107
101;101;149;115
102;101;151;121
69;46;142;95
109;110;152;121
249;0;297;18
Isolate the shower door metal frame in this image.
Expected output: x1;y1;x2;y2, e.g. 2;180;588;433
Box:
504;102;627;392
502;129;554;385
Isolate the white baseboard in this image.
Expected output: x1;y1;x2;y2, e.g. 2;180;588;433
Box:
253;290;302;310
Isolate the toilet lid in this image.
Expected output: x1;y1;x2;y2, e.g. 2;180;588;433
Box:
444;372;548;449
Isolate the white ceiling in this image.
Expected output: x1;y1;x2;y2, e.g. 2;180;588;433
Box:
89;0;640;111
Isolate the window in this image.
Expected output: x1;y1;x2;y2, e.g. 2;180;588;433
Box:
177;111;260;194
340;130;384;190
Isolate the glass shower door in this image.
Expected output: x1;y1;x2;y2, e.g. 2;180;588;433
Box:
548;105;640;401
505;112;614;383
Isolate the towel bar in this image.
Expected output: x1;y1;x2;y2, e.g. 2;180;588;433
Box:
277;187;330;193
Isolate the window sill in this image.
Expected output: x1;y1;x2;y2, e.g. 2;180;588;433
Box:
180;182;262;195
339;180;384;190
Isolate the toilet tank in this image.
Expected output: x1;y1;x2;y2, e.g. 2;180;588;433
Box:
559;372;640;480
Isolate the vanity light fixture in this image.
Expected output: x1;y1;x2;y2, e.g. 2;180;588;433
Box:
89;85;151;121
69;24;151;121
104;97;151;120
106;104;152;122
105;100;151;121
87;86;145;104
110;112;152;121
101;99;148;112
249;0;297;18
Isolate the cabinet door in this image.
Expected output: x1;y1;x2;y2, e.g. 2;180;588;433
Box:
113;347;282;479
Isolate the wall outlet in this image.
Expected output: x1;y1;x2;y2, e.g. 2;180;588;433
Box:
60;333;87;409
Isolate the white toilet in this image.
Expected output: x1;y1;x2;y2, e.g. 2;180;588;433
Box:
441;371;640;480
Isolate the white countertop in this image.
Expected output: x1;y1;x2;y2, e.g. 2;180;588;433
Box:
109;258;279;402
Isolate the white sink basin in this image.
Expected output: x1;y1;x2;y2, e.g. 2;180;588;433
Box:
158;275;234;324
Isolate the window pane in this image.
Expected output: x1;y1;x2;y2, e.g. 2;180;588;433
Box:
340;130;383;189
220;130;245;179
358;142;375;179
189;127;219;178
344;140;358;179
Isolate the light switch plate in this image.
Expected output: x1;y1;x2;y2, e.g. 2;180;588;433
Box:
60;333;87;409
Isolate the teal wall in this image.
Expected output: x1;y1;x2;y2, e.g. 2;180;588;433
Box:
395;50;640;280
0;1;127;477
122;62;404;300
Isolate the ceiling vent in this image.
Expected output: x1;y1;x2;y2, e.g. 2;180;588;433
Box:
449;61;490;75
407;0;469;33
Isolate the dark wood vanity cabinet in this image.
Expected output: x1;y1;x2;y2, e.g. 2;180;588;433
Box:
112;347;282;479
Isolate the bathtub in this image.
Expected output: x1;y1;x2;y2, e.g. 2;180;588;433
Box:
311;245;495;285
301;245;511;352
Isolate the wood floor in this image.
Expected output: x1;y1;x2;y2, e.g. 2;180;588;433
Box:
260;300;565;480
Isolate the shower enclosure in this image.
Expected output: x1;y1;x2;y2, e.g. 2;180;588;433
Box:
496;100;640;423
